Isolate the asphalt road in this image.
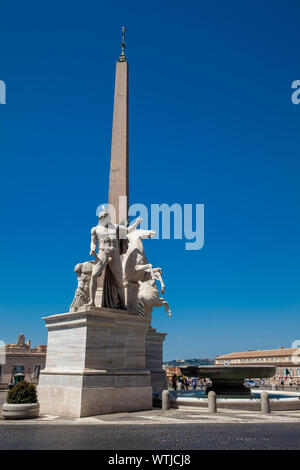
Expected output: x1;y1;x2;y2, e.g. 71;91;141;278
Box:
1;423;300;450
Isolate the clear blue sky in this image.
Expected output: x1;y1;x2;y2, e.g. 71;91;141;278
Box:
0;0;299;360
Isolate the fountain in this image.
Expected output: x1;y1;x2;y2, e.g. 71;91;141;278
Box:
180;365;276;396
167;365;300;411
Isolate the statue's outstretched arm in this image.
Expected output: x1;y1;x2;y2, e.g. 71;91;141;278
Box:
127;217;142;233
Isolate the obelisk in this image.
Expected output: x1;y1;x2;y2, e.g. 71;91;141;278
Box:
108;27;129;224
37;30;167;417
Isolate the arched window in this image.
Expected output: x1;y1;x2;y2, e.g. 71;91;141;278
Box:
296;368;300;377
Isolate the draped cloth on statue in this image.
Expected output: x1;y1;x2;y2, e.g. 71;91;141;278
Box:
102;266;119;308
101;224;128;309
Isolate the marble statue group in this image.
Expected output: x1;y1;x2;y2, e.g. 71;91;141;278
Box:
70;207;171;323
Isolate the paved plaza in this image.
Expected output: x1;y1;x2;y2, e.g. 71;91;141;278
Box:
1;421;300;450
2;407;300;425
2;391;300;449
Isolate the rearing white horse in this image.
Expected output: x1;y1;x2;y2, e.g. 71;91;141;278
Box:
122;227;171;319
122;228;157;284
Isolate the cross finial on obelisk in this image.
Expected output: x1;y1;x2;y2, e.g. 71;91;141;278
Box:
108;27;129;225
119;26;127;62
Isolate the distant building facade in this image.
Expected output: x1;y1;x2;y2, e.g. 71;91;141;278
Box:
216;347;300;384
0;334;46;388
164;366;182;384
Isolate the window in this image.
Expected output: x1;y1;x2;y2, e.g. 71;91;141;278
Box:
296;369;300;377
276;368;281;376
34;365;41;379
12;365;24;374
290;369;293;377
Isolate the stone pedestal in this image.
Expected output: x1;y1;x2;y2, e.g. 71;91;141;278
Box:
124;282;168;392
38;306;153;417
146;327;167;392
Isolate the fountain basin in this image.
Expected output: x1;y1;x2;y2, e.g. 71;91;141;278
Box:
180;365;276;396
169;390;300;411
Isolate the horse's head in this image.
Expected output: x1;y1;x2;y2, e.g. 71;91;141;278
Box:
127;228;156;245
137;229;156;240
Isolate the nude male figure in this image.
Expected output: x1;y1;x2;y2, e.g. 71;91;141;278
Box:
87;207;142;308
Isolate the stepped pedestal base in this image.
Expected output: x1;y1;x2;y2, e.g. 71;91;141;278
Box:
38;307;153;418
38;370;152;417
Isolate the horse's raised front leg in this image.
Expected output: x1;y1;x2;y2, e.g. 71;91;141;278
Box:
158;298;172;317
154;269;165;294
136;263;155;280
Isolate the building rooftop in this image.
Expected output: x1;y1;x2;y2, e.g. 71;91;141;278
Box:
5;334;46;353
217;348;298;359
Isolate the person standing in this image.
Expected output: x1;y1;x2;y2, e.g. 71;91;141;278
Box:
181;375;186;390
172;374;177;391
185;377;190;390
178;376;183;391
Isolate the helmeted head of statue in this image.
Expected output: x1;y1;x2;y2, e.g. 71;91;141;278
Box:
98;206;111;225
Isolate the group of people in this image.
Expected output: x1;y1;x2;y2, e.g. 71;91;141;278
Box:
280;377;293;389
171;374;206;391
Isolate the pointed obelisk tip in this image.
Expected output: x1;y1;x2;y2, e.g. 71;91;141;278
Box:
118;26;127;62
